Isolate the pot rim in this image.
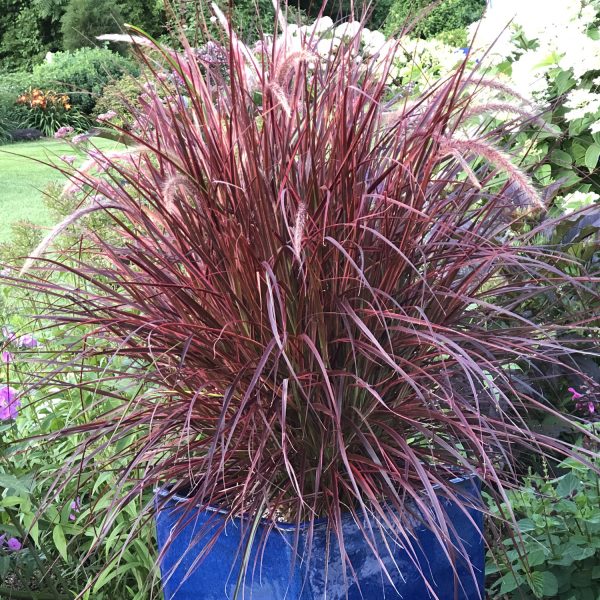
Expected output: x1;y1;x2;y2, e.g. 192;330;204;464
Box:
154;474;479;531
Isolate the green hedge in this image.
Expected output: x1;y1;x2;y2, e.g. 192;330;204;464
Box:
384;0;486;40
0;47;138;136
0;74;31;136
31;47;139;114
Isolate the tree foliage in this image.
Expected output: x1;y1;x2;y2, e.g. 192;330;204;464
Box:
384;0;486;38
0;0;165;69
60;0;124;51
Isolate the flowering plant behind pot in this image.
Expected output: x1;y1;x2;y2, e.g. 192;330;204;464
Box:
9;6;600;596
15;88;89;137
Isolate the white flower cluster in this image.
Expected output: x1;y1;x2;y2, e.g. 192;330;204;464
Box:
563;89;600;123
558;190;600;214
470;0;600;130
279;17;462;90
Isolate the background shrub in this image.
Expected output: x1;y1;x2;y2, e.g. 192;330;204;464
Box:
0;113;12;143
486;452;600;599
31;47;139;114
0;310;160;599
0;91;18;142
0;70;35;96
462;0;600;422
92;72;143;128
384;0;486;38
0;74;32;137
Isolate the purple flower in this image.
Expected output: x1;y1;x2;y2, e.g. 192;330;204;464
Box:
16;334;39;349
54;126;74;139
588;402;596;415
0;385;20;420
2;326;16;343
60;154;76;165
0;268;10;277
71;133;90;145
568;387;584;400
7;537;22;551
0;534;5;546
1;350;12;364
69;496;82;521
96;110;117;122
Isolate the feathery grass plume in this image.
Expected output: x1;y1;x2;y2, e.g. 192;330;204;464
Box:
62;146;144;196
291;201;307;263
267;81;293;116
459;102;556;133
162;174;196;214
439;136;546;211
96;33;156;48
437;144;483;189
465;77;535;106
20;196;128;276
8;10;599;600
274;50;316;90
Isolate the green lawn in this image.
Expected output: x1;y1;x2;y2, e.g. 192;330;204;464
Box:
0;138;119;243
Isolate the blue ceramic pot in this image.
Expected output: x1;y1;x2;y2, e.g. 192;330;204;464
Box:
155;477;484;599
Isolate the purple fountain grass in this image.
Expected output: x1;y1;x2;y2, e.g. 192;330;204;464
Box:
459;102;556;133
9;12;600;598
465;77;535;106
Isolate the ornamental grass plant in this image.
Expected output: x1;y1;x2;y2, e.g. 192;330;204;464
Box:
5;6;600;597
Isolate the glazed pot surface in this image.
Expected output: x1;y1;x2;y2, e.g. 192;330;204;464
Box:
155;477;484;599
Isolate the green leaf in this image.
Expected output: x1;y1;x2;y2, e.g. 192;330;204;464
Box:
500;572;523;595
549;543;592;566
571;570;594;587
528;571;545;598
585;513;600;524
0;473;31;494
556;472;581;497
528;547;548;567
555;168;581;187
485;562;501;575
53;523;68;562
0;556;9;580
554;569;573;589
534;164;552;184
592;565;600;579
577;547;597;561
551;149;573;167
21;512;39;547
569;118;587;137
92;562;143;593
584;144;600;171
555;70;575;95
542;571;558;597
0;495;24;507
518;518;537;532
571;142;588;166
577;587;595;600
